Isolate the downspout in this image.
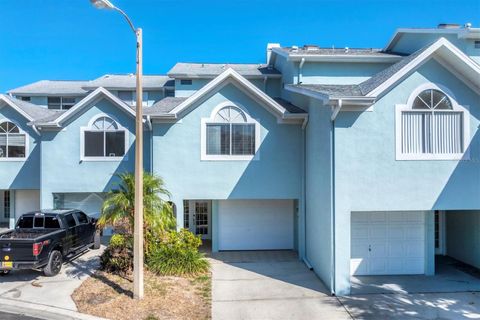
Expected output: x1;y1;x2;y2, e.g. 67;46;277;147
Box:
298;58;305;84
330;99;339;295
263;76;268;92
302;118;313;269
147;115;153;174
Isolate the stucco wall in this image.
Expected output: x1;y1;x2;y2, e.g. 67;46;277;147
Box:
39;98;142;209
0;104;40;190
152;82;303;230
446;210;480;268
333;58;480;294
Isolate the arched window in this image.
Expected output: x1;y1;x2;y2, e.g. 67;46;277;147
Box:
0;121;27;159
82;116;127;159
204;105;257;158
397;85;469;160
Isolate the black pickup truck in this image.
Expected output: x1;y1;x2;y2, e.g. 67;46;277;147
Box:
0;209;100;276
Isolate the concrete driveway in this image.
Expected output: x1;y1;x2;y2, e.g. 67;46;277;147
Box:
0;247;103;311
341;256;480;319
211;251;352;320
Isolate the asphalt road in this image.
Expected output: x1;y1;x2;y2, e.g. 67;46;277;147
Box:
0;311;43;320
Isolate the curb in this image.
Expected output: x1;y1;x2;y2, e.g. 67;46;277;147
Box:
0;297;107;320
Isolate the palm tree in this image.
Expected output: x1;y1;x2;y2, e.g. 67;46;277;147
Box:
99;172;176;246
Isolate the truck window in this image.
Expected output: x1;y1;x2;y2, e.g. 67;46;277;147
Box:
34;217;44;228
44;216;60;229
74;212;89;224
17;216;34;228
64;214;77;228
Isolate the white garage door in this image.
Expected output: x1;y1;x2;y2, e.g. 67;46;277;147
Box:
218;200;294;251
351;211;425;276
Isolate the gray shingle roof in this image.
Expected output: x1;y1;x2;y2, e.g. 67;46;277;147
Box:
277;46;405;57
2;95;64;122
357;45;427;95
273;98;306;113
86;74;174;90
8;80;89;95
144;97;188;115
289;44;431;98
168;63;281;78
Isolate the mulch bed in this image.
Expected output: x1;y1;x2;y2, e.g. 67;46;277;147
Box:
72;270;211;320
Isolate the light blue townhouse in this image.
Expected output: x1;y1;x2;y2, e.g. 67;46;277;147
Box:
1;23;479;295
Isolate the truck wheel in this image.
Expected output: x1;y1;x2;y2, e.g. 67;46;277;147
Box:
0;270;10;276
43;250;63;277
91;230;101;250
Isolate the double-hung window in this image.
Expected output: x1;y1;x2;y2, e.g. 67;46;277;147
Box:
397;86;469;160
82;116;127;160
0;121;27;159
202;105;259;160
118;91;150;107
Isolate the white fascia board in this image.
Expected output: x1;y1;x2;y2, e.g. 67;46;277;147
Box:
170;68;290;119
284;85;329;104
368;38;480;98
0;95;34;122
54;87;136;125
167;74;282;79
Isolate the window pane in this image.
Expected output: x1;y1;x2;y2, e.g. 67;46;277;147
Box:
0;123;7;132
45;216;60;229
7;134;26;157
34;217;44;228
65;214;77;228
432;90;452;110
85;131;104;157
206;124;230;155
74;212;89;224
47;97;61;103
232;124;255;155
18;216;33;228
0;134;6;158
105;131;125;157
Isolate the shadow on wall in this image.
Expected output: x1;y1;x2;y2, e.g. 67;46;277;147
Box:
11;140;41;189
434;127;480;210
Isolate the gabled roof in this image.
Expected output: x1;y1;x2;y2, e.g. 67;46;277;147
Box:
167;63;282;79
36;87;136;127
84;74;174;90
286;38;480;102
0;95;64;122
144;97;188;115
153;68;306;124
8;80;89;96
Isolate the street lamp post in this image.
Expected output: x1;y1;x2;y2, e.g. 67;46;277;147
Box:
90;0;144;299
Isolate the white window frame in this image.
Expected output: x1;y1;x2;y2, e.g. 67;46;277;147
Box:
395;83;470;161
117;91;150;107
0;119;29;162
201;101;261;161
80;113;129;162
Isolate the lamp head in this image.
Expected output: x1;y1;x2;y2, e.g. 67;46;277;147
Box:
90;0;116;9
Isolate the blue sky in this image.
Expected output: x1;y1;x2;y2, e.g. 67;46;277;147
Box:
0;0;478;92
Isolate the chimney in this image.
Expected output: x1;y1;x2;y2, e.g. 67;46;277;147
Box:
266;43;280;65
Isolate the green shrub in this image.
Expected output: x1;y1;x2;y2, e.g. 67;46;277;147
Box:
146;229;209;276
100;234;133;275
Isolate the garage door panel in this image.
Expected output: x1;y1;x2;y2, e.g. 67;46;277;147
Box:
218;200;294;251
351;211;426;276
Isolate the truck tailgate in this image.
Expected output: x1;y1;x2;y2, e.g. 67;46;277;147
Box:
0;240;33;262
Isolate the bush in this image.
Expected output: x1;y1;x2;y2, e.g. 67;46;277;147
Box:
146;229;209;276
100;234;133;275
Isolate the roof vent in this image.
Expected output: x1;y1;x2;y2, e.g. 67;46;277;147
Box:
291;45;299;52
465;22;472;29
437;23;461;29
344;47;349;53
304;44;319;51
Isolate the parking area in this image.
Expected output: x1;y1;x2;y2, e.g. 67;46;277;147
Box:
0;247;103;311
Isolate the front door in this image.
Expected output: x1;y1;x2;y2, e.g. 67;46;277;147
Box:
183;200;211;240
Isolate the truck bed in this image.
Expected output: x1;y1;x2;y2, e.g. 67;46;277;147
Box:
0;229;61;240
